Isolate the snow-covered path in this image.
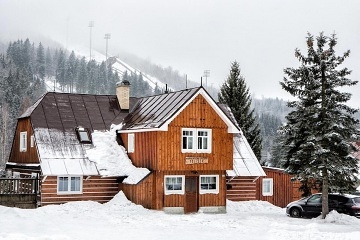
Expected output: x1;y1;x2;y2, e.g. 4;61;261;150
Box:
0;192;359;240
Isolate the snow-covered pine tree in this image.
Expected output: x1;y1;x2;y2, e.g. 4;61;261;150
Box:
218;61;262;160
280;33;359;219
36;42;46;80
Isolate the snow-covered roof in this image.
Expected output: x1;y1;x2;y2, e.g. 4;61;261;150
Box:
85;126;150;184
217;104;265;177
41;158;98;175
35;127;149;183
227;133;266;177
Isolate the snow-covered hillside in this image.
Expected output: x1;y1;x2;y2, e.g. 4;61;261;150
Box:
0;193;359;240
72;46;169;91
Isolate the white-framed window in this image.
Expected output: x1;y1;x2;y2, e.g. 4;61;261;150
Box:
164;175;185;195
76;127;91;143
128;133;135;153
199;175;219;194
57;176;82;194
262;178;273;196
30;135;34;148
181;128;212;153
20;131;27;152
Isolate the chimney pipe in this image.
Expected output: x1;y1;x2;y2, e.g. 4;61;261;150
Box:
116;80;130;110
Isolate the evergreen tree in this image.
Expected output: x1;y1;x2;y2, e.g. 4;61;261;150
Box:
269;132;286;167
45;47;53;76
218;61;262;160
56;49;66;90
280;33;359;219
76;57;88;93
66;51;77;93
36;42;45;80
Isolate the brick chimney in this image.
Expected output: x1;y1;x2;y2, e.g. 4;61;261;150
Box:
116;80;130;110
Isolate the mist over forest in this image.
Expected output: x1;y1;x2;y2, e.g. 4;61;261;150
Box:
0;37;359;168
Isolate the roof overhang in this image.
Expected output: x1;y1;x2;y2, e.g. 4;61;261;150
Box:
117;88;240;133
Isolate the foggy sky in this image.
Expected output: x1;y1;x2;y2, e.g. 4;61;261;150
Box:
1;0;360;107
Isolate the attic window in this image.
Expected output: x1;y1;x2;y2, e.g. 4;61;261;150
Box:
76;127;91;143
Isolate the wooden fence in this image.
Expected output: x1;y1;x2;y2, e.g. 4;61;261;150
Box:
0;177;39;208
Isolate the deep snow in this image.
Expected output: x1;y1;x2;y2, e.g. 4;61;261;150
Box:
0;192;359;240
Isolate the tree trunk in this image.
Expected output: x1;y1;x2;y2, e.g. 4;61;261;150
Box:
321;168;329;219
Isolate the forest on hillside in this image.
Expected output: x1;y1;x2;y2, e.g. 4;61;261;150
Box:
0;38;158;167
2;38;356;169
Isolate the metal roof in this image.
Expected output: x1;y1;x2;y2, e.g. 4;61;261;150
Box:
119;87;240;133
23;92;130;131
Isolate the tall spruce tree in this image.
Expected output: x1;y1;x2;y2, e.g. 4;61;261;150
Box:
218;61;262;160
280;33;359;219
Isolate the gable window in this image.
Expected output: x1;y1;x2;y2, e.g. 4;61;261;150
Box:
200;175;219;194
30;135;34;148
20;132;27;152
262;178;273;196
76;127;91;143
181;128;212;153
164;175;185;195
128;133;135;153
57;176;82;194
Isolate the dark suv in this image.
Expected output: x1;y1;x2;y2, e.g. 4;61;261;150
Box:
286;193;360;218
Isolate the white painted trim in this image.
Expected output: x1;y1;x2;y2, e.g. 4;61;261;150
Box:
181;128;212;153
128;133;135;153
162;88;240;133
164;175;185;195
20;131;27;152
116;88;240;133
57;176;83;195
262;178;273;196
199;175;219;194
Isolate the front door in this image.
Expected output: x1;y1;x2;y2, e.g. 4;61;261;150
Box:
185;176;198;213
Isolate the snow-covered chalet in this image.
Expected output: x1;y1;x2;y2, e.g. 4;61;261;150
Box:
6;82;265;213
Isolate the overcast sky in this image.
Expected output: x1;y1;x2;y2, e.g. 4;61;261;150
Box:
1;0;359;107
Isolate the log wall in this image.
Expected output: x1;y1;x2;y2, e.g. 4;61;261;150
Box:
226;177;258;201
40;176;119;205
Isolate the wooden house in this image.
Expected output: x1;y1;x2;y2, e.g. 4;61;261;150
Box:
6;83;265;213
255;167;303;208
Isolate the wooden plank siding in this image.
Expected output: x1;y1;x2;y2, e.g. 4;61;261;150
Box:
40;176;119;205
121;94;233;172
255;168;303;208
8;118;39;164
120;94;232;211
120;173;155;209
121;170;227;210
226;177;258;201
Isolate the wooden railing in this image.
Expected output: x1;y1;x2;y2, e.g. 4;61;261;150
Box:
0;177;39;194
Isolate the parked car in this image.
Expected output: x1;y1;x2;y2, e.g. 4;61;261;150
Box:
286;193;360;218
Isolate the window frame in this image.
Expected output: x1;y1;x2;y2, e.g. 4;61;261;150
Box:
262;178;274;196
30;135;34;148
164;175;185;195
75;127;91;143
181;128;212;153
57;176;83;194
20;131;27;152
199;175;219;194
128;133;135;153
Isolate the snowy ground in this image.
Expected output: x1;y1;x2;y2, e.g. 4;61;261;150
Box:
0;192;359;240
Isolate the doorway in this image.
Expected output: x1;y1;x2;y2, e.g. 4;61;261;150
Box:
185;176;198;213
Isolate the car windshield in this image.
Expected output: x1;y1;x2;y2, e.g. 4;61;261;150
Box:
353;197;360;204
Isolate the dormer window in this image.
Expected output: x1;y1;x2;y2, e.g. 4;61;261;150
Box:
76;127;91;143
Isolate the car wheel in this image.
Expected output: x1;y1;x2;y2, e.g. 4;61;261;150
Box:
290;207;301;218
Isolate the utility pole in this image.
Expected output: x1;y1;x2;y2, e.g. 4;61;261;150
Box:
104;33;111;86
89;21;94;61
203;70;210;88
